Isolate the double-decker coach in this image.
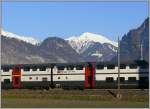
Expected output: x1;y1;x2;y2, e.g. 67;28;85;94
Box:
1;60;149;89
95;61;149;89
52;63;87;89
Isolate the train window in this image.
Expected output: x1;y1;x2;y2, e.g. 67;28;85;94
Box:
36;77;38;80
76;65;83;70
120;64;126;69
67;66;74;70
107;65;115;69
4;79;10;83
57;66;65;70
117;77;125;83
136;61;148;69
32;67;37;71
128;77;136;82
66;76;68;79
139;77;148;83
140;65;148;69
39;67;46;71
24;67;30;71
3;68;9;72
106;77;114;82
96;65;104;69
15;67;20;72
42;77;47;81
29;77;32;80
129;64;137;69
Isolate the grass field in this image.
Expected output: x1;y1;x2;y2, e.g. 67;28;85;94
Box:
1;89;149;108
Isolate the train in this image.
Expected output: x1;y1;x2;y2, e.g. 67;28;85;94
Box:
1;60;149;89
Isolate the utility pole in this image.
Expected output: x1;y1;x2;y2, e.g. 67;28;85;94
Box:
117;36;122;99
140;42;143;61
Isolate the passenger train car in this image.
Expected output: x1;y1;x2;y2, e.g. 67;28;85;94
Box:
1;60;149;89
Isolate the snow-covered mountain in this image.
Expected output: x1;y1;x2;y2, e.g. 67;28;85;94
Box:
1;30;83;64
1;30;118;63
2;17;148;64
66;32;118;54
1;30;39;45
66;32;118;62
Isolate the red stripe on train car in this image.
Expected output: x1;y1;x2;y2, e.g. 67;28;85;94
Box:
85;65;89;88
12;64;22;88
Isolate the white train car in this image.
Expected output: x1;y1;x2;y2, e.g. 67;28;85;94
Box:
52;63;86;89
21;64;52;89
95;61;149;89
1;65;13;89
1;64;52;89
1;60;149;89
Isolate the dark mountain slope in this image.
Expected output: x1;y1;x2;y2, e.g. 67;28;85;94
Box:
112;18;149;62
1;36;83;65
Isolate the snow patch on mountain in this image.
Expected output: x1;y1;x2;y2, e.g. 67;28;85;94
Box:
1;30;40;45
107;44;117;52
91;51;103;58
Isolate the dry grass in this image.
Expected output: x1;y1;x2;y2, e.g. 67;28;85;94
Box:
1;89;149;108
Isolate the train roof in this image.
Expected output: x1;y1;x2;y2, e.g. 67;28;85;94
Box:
1;62;87;69
95;60;148;66
54;62;87;67
1;63;53;69
1;60;148;69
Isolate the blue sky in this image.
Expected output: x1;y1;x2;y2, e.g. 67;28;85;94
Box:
2;1;148;42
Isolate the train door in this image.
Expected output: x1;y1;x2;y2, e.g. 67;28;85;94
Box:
85;63;95;89
12;65;22;88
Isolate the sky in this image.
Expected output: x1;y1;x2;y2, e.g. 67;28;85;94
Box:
2;1;148;42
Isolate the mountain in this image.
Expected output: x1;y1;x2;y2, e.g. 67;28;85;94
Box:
1;35;45;64
39;37;83;63
1;31;83;65
112;18;149;62
3;17;147;65
2;30;118;64
66;32;118;62
2;30;39;45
